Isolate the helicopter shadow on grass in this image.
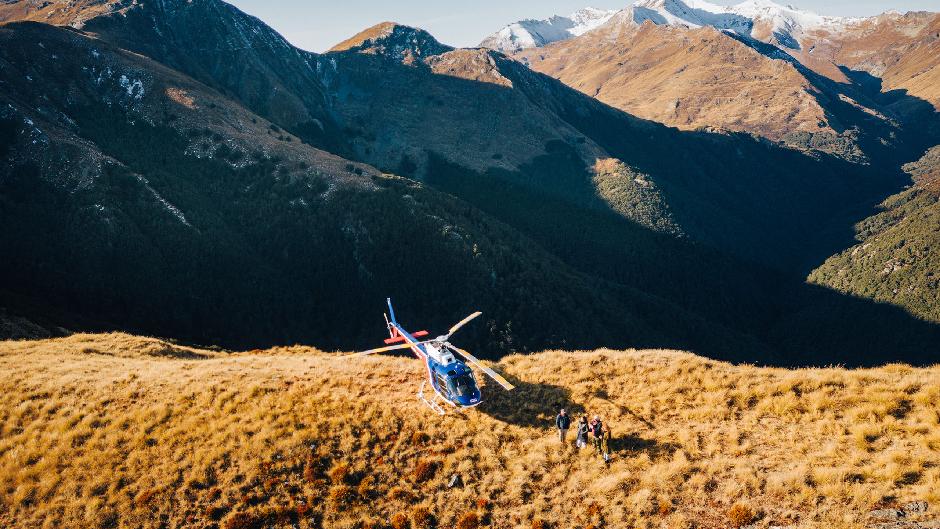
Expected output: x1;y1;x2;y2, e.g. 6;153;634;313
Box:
591;388;678;460
477;372;679;459
476;371;586;428
609;434;680;461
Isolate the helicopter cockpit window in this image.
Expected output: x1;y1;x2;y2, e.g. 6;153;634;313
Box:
448;375;476;397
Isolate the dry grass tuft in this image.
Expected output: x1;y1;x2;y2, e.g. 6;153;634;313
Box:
222;512;257;529
411;505;434;529
328;485;356;509
389;486;415;502
727;504;755;528
329;462;351;484
455;511;479;529
412;459;438;483
390;511;410;529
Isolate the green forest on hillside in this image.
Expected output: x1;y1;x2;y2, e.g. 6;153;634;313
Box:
810;147;940;325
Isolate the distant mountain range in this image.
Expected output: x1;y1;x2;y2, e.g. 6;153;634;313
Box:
482;0;907;53
489;1;939;161
1;0;939;365
479;7;618;52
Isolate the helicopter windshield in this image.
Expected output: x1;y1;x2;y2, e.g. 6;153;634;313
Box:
448;374;477;397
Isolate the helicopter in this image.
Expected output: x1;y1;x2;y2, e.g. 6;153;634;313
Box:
343;298;514;414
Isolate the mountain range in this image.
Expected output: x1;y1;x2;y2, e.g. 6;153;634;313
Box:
1;0;939;366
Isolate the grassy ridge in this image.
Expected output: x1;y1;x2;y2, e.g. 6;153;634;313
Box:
2;333;939;528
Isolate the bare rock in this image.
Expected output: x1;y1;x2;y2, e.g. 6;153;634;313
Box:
870;509;904;522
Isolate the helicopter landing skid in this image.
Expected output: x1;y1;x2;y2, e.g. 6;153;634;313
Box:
417;381;446;415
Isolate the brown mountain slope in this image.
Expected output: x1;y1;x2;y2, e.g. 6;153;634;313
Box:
799;12;940;112
514;11;940;163
516;21;852;158
0;0;120;26
2;333;940;529
0;2;910;265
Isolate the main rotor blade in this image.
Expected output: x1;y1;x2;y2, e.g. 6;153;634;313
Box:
341;342;415;359
446;311;482;338
450;345;515;391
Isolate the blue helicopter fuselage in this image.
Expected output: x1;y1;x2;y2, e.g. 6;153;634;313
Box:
389;321;482;408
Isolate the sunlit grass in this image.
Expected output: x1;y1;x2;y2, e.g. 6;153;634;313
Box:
0;333;938;528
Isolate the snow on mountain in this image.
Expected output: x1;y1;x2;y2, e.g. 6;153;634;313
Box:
485;0;861;52
628;0;860;49
479;7;618;52
631;0;750;31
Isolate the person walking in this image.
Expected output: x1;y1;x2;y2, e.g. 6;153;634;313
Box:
575;415;589;449
590;415;604;455
555;408;571;444
601;423;612;463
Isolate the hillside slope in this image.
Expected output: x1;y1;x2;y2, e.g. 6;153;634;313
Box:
0;21;693;355
3;0;940;365
510;4;940;164
2;333;940;529
809;146;940;324
0;0;913;268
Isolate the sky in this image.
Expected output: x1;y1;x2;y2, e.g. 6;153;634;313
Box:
227;0;940;53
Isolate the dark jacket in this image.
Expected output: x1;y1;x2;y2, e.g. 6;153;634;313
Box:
556;413;571;430
590;420;603;438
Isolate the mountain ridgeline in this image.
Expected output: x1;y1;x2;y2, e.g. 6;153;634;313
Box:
1;0;939;365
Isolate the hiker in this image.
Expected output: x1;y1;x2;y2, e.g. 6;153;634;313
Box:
590;415;603;454
601;423;612;463
575;415;589;449
555;408;571;444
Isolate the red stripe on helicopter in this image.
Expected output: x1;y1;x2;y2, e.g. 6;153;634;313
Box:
394;326;446;400
384;330;428;344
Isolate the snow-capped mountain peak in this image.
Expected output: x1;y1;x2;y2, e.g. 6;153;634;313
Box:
482;0;867;53
479;6;618;52
630;0;753;31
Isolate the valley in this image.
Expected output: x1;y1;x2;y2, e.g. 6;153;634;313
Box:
1;0;939;365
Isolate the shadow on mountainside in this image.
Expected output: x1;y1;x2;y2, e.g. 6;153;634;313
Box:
727;33;940;169
424;149;940;367
316;46;939;273
2;17;939;367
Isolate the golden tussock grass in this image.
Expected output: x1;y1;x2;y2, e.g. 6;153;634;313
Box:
1;332;939;528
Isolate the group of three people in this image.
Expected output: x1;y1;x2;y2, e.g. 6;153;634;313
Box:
555;408;611;462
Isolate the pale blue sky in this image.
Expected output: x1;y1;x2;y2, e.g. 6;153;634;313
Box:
227;0;940;52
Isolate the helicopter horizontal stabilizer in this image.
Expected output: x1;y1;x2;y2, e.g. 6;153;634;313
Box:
384;330;428;344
